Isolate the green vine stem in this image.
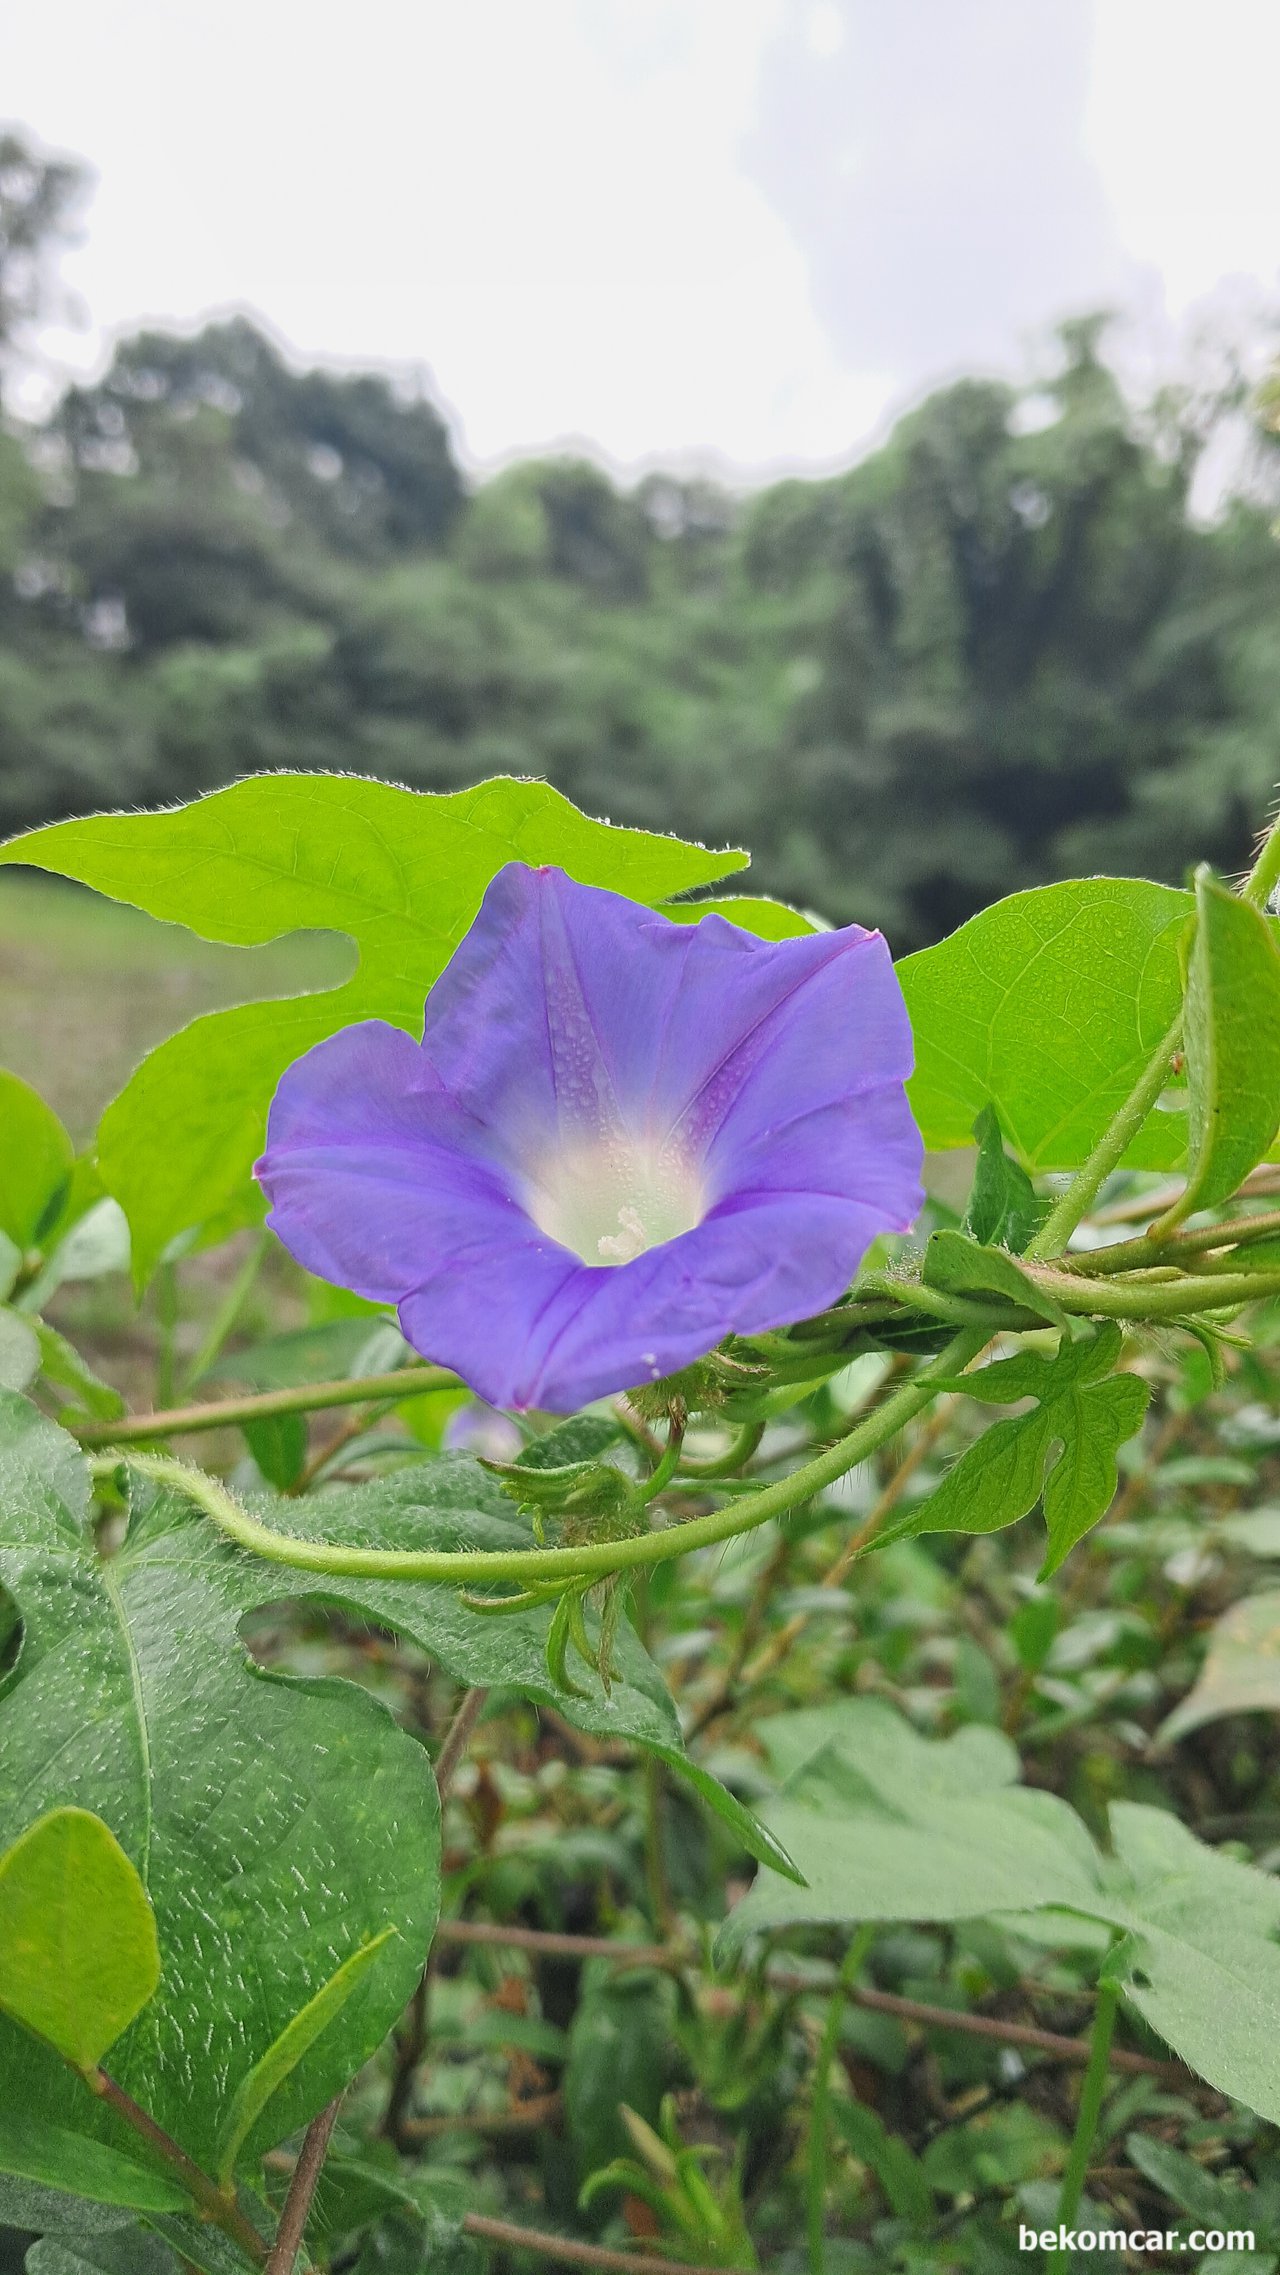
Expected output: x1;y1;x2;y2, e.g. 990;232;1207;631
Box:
88;1329;989;1591
1027;1013;1186;1263
75;1364;456;1447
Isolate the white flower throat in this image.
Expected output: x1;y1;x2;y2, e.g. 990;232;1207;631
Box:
526;1130;705;1267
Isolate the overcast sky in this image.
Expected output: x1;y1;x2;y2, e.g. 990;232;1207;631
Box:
7;0;1280;477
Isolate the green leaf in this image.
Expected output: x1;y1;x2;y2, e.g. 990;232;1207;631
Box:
196;1318;399;1390
240;1409;308;1490
919;2104;1064;2195
873;1323;1150;1575
0;1810;160;2070
216;1456;799;1881
962;1106;1046;1252
829;2098;934;2227
1158;1592;1280;1742
900;877;1196;1168
0;776;745;1281
659;893;819;940
1102;1801;1280;2123
715;1700;1102;1960
1171;865;1280;1223
214;1928;397;2184
0;1072;73;1249
721;1699;1280;2131
25;2228;180;2274
32;1326;126;1425
0;2115;187;2213
0;1308;39;1393
921;1229;1070;1328
0;1394;439;2190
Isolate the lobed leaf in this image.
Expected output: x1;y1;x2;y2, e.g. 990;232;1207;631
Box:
872;1322;1150;1574
0;775;746;1281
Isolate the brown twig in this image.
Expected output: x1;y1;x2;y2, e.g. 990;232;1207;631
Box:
434;1920;1186;2081
769;1977;1187;2082
461;2211;753;2275
435;1685;490;1798
74;1366;455;1447
384;1687;491;2147
263;2094;342;2275
88;2070;268;2264
436;1919;681;1966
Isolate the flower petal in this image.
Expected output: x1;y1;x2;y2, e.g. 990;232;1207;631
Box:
256;1020;524;1303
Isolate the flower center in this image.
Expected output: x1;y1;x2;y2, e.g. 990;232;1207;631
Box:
525;1132;705;1267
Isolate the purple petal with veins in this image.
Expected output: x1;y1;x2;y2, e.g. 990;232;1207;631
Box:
255;864;925;1412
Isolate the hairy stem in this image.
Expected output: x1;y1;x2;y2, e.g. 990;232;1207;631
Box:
93;1332;988;1589
1242;801;1280;910
74;1365;456;1447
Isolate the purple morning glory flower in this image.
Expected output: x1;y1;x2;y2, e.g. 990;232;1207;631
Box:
255;865;924;1413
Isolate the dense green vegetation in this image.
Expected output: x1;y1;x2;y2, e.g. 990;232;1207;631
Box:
3;131;1279;950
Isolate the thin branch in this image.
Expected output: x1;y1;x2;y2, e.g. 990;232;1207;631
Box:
75;1365;455;1447
435;1685;489;1798
383;1686;490;2147
437;1918;680;1965
769;1978;1186;2083
263;2095;342;2275
462;2211;754;2275
434;1921;1187;2082
88;2070;268;2264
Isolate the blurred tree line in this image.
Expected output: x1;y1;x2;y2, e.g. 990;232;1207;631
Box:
2;128;1279;949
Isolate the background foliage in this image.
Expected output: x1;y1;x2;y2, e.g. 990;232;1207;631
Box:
2;130;1280;952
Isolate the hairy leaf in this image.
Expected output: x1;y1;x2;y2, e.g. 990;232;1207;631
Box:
0;1810;159;2070
900;877;1195;1168
921;1229;1070;1328
0;776;745;1280
719;1704;1280;2125
715;1700;1101;1958
214;1929;397;2185
0;1393;439;2193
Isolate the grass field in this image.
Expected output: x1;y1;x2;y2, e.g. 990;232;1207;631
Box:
0;873;352;1140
